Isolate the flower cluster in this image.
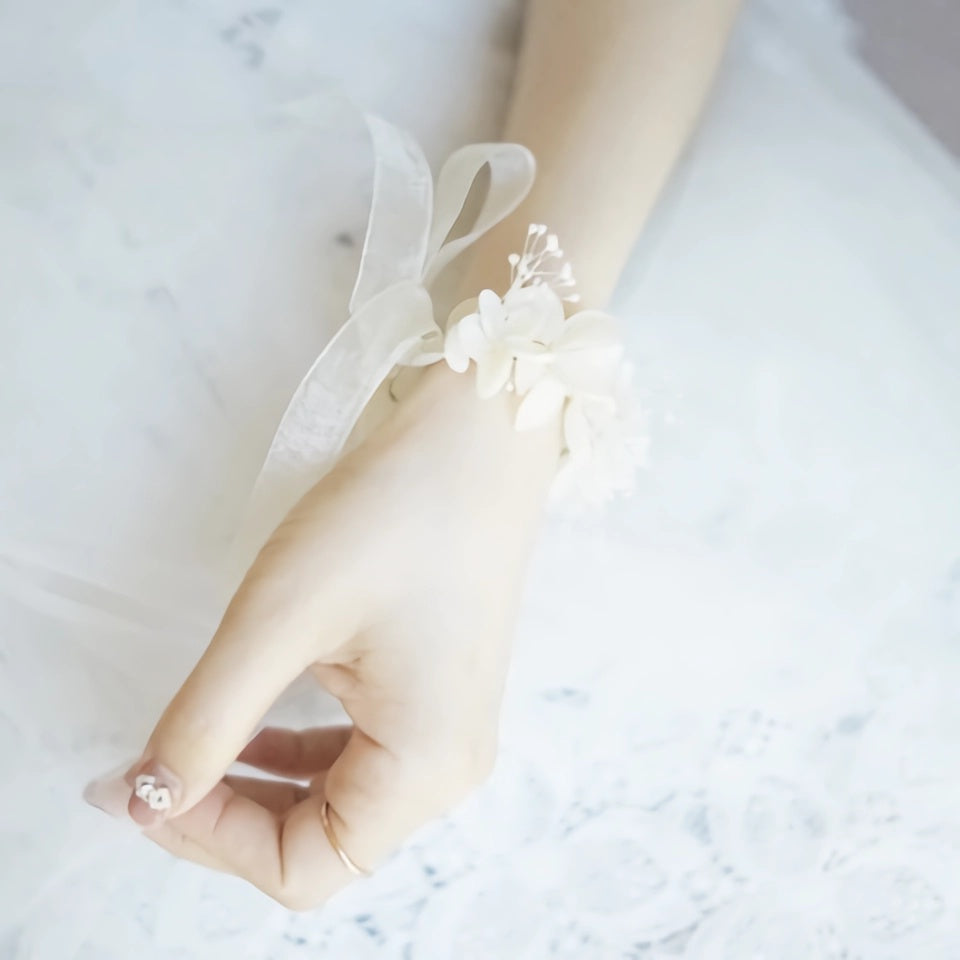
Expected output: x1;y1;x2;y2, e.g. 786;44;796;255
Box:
442;225;645;504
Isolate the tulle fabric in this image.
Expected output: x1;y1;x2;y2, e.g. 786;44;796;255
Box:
2;0;960;957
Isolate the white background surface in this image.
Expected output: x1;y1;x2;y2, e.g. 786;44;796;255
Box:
2;1;960;957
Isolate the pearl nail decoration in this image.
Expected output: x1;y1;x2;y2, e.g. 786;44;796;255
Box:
134;774;172;811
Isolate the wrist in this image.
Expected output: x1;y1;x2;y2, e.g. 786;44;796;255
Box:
389;360;564;501
404;362;563;456
385;222;640;509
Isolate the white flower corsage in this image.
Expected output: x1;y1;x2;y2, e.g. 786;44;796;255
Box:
438;224;646;505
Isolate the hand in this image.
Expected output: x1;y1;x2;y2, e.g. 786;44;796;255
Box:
85;362;560;909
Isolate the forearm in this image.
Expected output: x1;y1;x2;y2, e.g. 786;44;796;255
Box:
461;0;743;309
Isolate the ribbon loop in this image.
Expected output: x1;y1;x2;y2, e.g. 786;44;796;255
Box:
423;142;536;287
348;114;434;312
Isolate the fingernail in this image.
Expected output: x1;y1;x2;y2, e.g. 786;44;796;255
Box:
83;776;133;819
126;761;181;827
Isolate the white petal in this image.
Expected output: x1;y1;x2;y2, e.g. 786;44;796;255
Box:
538;302;567;345
553;345;623;394
504;284;565;343
443;322;471;373
514;355;547;395
503;306;542;341
515;376;566;430
475;348;514;398
563;398;594;459
457;312;490;357
477;288;507;339
505;336;550;359
555;310;622;351
477;287;503;313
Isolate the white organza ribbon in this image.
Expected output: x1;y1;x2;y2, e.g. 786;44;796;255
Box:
239;114;535;547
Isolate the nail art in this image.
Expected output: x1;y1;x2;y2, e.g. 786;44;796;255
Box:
133;773;173;812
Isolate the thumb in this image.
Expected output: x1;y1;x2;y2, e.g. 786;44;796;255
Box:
125;548;348;828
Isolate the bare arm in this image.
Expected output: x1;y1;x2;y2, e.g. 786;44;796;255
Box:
461;0;743;309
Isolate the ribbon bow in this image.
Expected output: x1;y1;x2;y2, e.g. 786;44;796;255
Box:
240;114;535;546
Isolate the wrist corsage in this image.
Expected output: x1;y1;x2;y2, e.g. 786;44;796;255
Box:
406;224;645;505
245;112;646;542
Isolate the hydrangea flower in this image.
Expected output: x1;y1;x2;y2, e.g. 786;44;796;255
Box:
443;286;563;398
431;223;644;503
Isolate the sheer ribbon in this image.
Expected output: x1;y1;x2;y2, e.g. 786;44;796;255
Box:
238;114;535;547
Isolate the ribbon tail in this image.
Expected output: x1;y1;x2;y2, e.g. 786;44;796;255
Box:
233;110;437;552
236;282;435;552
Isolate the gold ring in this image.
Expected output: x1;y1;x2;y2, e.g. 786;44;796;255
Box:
320;798;371;877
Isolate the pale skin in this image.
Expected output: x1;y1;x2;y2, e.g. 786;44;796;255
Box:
84;0;742;909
